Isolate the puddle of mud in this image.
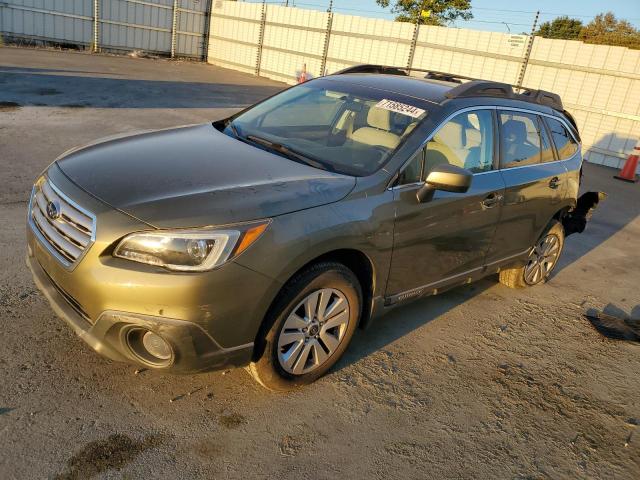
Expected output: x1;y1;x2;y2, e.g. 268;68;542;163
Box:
218;412;246;429
54;433;164;480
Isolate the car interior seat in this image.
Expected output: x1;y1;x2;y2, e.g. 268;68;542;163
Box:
425;120;467;173
349;108;401;149
502;119;538;164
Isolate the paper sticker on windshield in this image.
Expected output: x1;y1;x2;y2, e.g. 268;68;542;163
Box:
375;99;425;118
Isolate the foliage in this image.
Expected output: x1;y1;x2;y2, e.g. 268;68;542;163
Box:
535;16;583;40
578;12;640;50
376;0;473;26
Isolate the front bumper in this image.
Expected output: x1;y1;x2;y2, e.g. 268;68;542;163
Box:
27;251;255;372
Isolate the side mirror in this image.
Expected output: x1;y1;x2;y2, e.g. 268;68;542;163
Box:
416;164;473;203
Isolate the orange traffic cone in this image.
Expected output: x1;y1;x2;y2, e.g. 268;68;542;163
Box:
614;142;639;183
297;63;309;84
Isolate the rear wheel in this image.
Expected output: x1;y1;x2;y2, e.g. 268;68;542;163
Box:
499;220;564;288
249;262;361;391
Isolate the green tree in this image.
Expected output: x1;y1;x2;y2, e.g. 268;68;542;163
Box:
578;12;640;49
376;0;473;26
535;16;583;40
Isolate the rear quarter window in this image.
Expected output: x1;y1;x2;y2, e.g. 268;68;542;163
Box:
546;117;579;160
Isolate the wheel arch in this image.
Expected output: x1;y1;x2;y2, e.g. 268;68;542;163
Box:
251;248;376;361
552;205;573;225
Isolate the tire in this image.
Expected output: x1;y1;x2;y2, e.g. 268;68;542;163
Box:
498;220;565;289
248;262;362;392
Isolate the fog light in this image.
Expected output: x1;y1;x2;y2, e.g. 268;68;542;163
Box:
142;331;172;360
125;328;173;367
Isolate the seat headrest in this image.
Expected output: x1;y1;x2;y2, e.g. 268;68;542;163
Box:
502;120;527;143
465;128;481;147
434;121;464;150
367;107;392;130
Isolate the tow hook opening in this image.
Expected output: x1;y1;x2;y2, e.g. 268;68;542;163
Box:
563;191;607;237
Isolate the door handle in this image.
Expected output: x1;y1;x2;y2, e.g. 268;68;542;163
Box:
549;176;560;189
482;192;503;209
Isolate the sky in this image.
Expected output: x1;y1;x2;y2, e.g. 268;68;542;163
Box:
255;0;640;33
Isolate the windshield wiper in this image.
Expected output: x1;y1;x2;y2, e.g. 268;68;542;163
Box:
245;135;330;171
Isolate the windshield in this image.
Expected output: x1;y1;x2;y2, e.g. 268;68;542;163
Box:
225;79;429;176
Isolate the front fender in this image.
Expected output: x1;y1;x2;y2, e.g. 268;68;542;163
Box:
235;189;395;300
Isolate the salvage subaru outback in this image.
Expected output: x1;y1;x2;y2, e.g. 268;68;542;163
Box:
27;65;589;390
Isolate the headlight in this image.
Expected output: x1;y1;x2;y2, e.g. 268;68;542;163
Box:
113;221;269;272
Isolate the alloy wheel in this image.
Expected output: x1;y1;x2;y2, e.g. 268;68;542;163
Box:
277;288;350;375
524;233;561;285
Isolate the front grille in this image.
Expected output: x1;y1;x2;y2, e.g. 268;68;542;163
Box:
39;260;92;323
29;177;96;268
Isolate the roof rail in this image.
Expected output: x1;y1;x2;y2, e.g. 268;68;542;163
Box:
445;81;564;111
331;64;476;83
332;64;410;76
331;64;564;111
444;80;514;99
518;88;564;110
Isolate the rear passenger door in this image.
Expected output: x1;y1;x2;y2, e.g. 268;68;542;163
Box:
486;110;568;264
545;116;582;200
386;108;505;299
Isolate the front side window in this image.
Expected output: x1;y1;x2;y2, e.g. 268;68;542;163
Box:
424;109;495;175
396;149;424;185
499;111;542;168
227;80;428;176
546;117;579;160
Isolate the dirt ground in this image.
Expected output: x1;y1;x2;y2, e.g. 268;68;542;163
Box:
1;47;639;480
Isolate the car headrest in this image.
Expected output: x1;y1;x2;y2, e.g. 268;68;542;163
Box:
367;107;392;130
434;121;464;150
502;119;527;143
465;128;481;147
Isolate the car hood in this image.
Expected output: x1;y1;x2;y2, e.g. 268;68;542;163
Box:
56;123;356;228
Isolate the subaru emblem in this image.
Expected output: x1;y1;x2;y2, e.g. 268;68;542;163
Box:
46;200;61;220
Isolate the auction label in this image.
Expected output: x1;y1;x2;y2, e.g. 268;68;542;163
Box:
375;99;425;118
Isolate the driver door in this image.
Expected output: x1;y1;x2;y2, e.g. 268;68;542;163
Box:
386;108;505;301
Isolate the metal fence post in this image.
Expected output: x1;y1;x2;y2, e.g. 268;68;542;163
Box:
320;0;334;76
407;0;427;70
171;0;179;58
92;0;100;52
202;0;213;61
255;1;267;76
516;10;540;89
406;22;419;70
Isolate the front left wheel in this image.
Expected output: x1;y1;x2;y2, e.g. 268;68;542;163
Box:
248;262;361;391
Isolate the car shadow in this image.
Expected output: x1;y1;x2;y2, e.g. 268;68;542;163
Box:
335;278;496;372
0;66;284;109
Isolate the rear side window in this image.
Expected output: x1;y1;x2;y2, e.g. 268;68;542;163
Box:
546;118;578;159
538;117;555;163
499;112;542;168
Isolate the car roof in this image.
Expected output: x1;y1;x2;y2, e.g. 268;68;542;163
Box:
324;73;456;105
319;71;579;136
325;71;568;115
